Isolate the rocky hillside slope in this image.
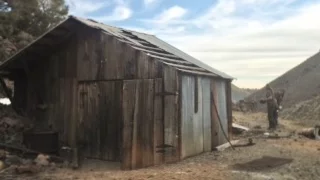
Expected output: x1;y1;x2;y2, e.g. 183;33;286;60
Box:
246;51;320;112
231;84;257;103
281;95;320;126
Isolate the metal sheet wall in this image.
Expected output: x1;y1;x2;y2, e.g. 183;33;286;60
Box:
201;78;212;152
181;75;211;158
212;79;228;145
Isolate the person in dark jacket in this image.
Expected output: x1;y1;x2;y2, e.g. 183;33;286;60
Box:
273;89;285;127
260;84;278;130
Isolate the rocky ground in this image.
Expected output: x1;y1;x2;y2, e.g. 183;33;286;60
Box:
1;111;320;180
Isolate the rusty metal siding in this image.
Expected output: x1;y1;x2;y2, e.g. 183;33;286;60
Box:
180;75;211;158
214;80;228;144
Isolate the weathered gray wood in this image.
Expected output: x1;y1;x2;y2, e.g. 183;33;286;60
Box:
141;79;154;167
211;80;220;148
163;65;178;163
201;78;212;152
78;81;122;161
215;140;239;151
122;79;156;169
148;54;192;65
122;80;136;170
137;51;149;78
154;78;164;165
181;75;196;158
178;69;218;77
132;46;180;59
226;81;233;138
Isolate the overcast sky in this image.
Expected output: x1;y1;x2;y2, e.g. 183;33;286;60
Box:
66;0;320;88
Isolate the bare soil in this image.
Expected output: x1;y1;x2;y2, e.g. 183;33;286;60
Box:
1;111;320;180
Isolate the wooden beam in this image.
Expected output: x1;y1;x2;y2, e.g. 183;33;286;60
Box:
226;80;233;138
132;46;180;59
177;69;218;77
147;54;192;65
161;61;208;72
118;39;164;52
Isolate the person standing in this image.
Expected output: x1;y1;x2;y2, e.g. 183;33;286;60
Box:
260;84;278;130
274;89;285;127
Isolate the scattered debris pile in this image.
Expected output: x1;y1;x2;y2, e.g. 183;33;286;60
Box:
232;123;249;134
298;126;320;140
233;100;258;112
0;104;33;145
0;151;56;175
281;95;320;125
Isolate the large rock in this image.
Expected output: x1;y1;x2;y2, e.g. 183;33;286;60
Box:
34;154;50;166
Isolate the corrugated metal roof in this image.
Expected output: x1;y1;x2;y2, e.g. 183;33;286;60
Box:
0;15;233;79
129;32;233;79
72;16;233;79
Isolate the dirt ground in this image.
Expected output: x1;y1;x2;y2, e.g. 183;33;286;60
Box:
1;111;320;180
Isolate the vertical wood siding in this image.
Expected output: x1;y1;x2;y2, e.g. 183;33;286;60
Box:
180;75;211;159
122;79;164;169
163;65;179;163
77;30;162;81
22;33;78;147
77;81;122;161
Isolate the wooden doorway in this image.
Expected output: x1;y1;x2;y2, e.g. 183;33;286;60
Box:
78;81;122;162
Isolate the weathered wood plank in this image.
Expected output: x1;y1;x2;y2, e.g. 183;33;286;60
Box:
122;79;157;169
201;78;212;152
76;28;100;81
163;65;179;163
154;78;164;165
225;81;233;139
177;69;217;77
180;75;195;158
122;80;135;169
211;80;220;148
59;78;66;144
131;80;140;168
142;79;154;167
78;81;122;161
101;34;125;80
162;62;207;72
136;51;149;79
148;54;191;65
69;79;78;167
123;44;138;79
132;46;180;59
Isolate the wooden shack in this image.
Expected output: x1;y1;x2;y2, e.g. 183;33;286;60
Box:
0;16;234;170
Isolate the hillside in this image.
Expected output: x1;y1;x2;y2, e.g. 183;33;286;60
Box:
281;95;320;126
246;51;320;111
231;84;257;103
